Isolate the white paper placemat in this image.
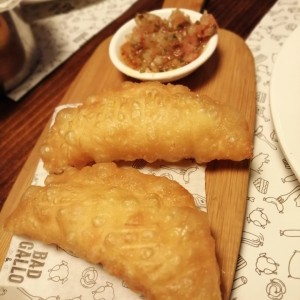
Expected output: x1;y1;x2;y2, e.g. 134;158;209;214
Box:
231;1;300;299
2;0;300;299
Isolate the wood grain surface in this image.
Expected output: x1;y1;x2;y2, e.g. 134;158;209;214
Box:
62;28;256;300
62;25;256;300
0;0;276;299
0;1;256;299
0;0;277;211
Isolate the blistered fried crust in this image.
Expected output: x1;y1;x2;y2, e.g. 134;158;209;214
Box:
5;163;221;300
40;81;252;173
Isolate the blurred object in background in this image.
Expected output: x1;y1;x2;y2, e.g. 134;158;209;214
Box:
0;0;39;92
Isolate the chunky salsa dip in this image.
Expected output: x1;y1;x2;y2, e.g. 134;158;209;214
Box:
120;9;218;73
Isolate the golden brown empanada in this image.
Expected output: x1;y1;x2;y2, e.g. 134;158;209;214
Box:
5;163;221;300
40;81;252;174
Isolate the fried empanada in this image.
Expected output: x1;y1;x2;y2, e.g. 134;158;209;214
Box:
40;81;252;173
5;163;221;300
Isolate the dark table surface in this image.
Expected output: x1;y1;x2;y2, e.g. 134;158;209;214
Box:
0;0;277;211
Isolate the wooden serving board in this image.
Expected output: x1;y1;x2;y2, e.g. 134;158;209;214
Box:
0;1;256;300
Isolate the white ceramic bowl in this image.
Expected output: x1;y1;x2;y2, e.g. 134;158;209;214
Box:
109;8;218;82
